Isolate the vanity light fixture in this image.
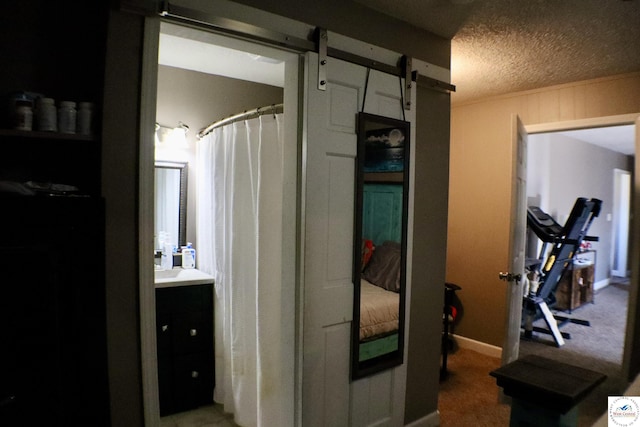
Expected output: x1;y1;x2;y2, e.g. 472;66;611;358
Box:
155;122;189;148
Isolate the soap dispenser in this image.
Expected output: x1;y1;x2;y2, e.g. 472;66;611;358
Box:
182;243;196;269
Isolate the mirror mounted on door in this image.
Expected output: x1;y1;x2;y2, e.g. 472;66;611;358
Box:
352;112;410;380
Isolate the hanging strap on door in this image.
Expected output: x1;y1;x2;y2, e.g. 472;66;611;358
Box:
361;66;407;121
361;68;370;112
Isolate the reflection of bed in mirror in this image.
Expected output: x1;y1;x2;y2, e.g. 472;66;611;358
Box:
359;278;399;361
359;278;399;340
358;237;402;362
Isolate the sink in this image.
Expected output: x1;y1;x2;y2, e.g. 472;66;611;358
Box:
154;267;215;288
154;268;182;279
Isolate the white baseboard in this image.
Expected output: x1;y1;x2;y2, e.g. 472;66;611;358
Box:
453;334;502;359
404;410;439;427
594;278;610;291
450;277;614;361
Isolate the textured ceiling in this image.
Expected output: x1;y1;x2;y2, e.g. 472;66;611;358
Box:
354;0;640;104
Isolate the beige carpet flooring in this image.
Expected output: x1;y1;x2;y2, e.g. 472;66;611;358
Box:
439;281;629;426
439;348;511;426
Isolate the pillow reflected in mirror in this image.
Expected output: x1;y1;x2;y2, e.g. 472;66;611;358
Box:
361;239;374;271
362;241;401;292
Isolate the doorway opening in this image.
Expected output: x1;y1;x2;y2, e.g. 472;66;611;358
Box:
145;20;299;426
520;121;635;387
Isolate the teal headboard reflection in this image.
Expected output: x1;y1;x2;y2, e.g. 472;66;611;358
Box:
362;184;403;245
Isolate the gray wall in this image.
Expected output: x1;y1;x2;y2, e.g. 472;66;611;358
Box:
156;65;284;247
103;9;146;426
528;132;633;283
404;83;451;424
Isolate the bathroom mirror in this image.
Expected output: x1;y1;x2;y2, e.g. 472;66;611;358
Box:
155;161;188;251
352;113;410;380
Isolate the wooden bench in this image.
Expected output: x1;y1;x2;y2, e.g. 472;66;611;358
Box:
490;355;606;426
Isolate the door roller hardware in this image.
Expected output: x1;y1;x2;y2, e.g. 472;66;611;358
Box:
402;56;413;110
317;28;328;91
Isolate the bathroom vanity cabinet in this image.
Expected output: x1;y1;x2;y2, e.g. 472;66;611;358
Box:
156;283;214;416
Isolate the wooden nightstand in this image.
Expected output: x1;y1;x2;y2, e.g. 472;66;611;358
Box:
555;251;595;312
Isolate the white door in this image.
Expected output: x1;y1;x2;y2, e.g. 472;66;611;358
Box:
612;169;631;277
501;114;528;366
302;51;411;426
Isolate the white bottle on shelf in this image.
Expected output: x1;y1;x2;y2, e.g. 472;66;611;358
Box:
58;101;77;134
36;97;57;131
77;101;94;135
14;100;33;131
182;243;196;269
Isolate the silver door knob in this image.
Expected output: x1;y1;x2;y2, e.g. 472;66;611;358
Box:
190;329;197;337
162;325;168;332
191;371;199;378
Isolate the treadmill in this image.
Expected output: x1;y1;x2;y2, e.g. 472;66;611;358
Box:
524;197;601;346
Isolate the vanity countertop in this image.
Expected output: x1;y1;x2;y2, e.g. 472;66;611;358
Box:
154;267;215;288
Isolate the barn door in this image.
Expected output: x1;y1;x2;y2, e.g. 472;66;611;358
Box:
302;50;411;426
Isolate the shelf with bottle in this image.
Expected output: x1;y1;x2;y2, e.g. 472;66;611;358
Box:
0;129;101;198
0;128;96;142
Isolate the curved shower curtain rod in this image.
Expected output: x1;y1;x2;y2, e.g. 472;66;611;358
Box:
197;103;284;139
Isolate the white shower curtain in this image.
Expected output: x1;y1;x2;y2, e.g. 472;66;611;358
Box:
197;114;285;427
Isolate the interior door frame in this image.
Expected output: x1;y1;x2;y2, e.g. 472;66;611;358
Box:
514;113;640;381
140;16;161;426
139;14;305;426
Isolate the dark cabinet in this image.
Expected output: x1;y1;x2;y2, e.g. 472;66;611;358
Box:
0;196;109;426
156;284;214;416
1;2;110;425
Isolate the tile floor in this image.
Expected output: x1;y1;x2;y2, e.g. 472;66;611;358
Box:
160;404;239;427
